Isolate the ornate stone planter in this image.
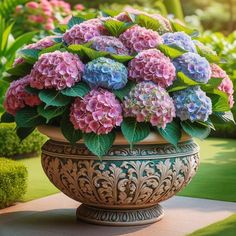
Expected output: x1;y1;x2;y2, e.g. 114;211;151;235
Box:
38;125;199;226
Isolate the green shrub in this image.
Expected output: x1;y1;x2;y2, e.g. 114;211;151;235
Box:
0;123;47;158
0;158;28;209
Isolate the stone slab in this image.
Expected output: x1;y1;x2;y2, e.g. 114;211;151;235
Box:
1;193;236;236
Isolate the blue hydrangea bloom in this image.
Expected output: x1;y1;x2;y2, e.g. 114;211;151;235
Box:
83;57;128;90
173;52;211;83
162;32;197;53
172;86;212;122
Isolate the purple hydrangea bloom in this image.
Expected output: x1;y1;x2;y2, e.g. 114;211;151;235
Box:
83;57;128;90
89;36;129;55
172;86;212;122
162;32;197;53
173;52;211;83
123;81;176;128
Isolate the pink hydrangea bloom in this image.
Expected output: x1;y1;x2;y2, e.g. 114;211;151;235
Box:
3;75;41;115
119;25;163;54
90;36;129;55
123;81;175;128
63;19;107;45
128;49;176;88
13;36;57;67
30;51;84;90
211;64;234;108
70;89;123;134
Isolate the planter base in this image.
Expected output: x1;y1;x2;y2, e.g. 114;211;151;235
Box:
76;204;164;226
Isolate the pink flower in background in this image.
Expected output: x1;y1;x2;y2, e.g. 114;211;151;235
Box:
75;4;84;11
70;89;123;134
119;25;163;54
63;19;107;45
3;75;41;115
26;1;39;9
30;51;84;90
211;64;234;108
15;5;23;13
128;49;176;88
13;36;57;67
123;81;175;128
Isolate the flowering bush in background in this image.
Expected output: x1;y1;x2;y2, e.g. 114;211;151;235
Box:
1;9;235;157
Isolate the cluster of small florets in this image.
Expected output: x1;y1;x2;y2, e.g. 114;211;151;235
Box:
211;64;234;108
83;57;128;90
63;19;108;45
30;51;84;90
123;82;176;128
14;36;56;66
172;86;212;122
173;52;211;83
119;25;163;54
3;75;41;115
162;32;197;52
15;0;77;31
90;36;129;55
128;49;176;88
70;89;123;134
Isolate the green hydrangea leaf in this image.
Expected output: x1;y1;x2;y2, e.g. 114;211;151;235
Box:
82;47;109;60
39;90;71;107
60;113;83;144
24;85;40;95
83;131;116;158
171;20;199;37
39;43;62;56
68;16;85;29
110;54;134;63
15;107;46;127
61;82;90;97
158;44;187;59
37;104;66;123
135;14;161;31
0;112;15;123
7;62;32;76
158;121;182;147
16;127;35;141
121;117;150;144
18;49;40;64
181;120;211;140
210;111;235;124
104;19;134;37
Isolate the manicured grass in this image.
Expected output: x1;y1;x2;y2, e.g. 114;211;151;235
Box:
17;138;236;202
178;138;236;202
188;214;236;236
19;157;59;202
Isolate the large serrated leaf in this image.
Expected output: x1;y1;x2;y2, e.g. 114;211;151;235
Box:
121;117;150;144
37;104;66;123
61;82;90;97
83;131;116;158
181;120;211;140
67;16;85;29
135;14;161;31
158;44;187;59
158;121;182;146
7;62;32;76
39;90;71;107
39;43;62;56
60;113;83;144
210;111;235;124
16;127;35;141
15;107;45;127
171;20;199;37
18;49;40;64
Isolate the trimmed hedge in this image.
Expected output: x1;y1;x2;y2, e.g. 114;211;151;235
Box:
0;123;47;158
0;158;28;209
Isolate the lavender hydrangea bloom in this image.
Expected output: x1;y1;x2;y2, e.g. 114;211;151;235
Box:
173;52;211;83
90;36;129;55
83;57;128;90
172;86;212;122
162;32;197;53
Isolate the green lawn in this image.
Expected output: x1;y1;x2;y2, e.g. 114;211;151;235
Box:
178;138;236;202
17;137;236;202
188;214;236;236
19;157;59;202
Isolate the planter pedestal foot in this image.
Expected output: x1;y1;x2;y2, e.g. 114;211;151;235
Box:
76;204;164;226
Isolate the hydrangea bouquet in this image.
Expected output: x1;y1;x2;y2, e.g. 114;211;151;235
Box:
2;9;235;157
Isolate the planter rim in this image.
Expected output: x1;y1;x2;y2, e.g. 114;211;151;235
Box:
37;125;191;145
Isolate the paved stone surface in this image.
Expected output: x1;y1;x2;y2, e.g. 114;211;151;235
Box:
1;193;236;236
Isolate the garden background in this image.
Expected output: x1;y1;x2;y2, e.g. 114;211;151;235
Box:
0;0;236;235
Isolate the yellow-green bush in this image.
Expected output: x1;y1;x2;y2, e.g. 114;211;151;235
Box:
0;123;47;158
0;158;28;209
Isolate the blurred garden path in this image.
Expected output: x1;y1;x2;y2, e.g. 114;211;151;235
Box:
1;193;236;236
